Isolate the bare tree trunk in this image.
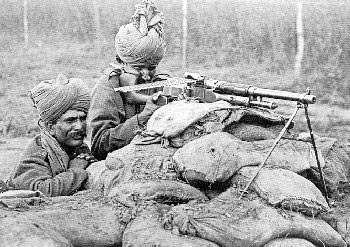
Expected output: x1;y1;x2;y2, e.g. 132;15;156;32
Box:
295;1;304;77
182;0;188;70
93;0;102;55
23;0;29;46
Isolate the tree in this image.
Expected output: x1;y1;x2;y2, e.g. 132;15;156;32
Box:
295;1;304;77
182;0;188;70
23;0;29;46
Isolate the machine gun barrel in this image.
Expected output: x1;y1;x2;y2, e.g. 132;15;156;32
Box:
205;80;316;104
214;93;278;109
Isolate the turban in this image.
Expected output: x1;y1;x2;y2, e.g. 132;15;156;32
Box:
30;74;90;122
115;0;166;67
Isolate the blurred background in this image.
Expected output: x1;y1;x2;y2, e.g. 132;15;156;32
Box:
0;0;349;141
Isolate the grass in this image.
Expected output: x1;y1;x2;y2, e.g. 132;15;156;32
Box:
1;41;349;141
0;41;349;182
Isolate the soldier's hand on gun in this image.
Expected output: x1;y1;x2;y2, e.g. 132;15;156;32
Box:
141;91;163;117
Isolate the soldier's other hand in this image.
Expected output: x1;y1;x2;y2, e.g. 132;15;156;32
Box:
69;157;90;170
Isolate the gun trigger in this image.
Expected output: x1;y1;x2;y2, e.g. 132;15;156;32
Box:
151;91;163;103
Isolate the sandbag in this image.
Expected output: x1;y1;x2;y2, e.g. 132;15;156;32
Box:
314;137;350;193
87;140;207;204
172;132;325;186
146;100;233;138
225;123;284;142
169;108;233;148
0;192;126;247
263;238;316;247
107;180;208;206
105;139;177;171
0;218;73;247
251;138;325;172
85;160;122;194
145;100;285;147
85;160;109;190
123;203;219;247
163;188;346;247
87;140;177;194
234;167;329;216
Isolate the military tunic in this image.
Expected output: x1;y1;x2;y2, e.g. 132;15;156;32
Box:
7;135;89;197
88;70;155;160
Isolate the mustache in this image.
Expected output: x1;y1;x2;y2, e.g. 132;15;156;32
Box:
136;77;151;84
68;130;87;138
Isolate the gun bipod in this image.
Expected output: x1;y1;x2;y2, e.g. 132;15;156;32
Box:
239;94;329;205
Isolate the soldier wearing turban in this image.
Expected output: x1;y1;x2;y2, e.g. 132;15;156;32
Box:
88;0;166;160
7;74;96;197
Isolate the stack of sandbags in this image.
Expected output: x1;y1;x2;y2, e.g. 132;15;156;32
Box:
172;132;324;186
82;100;349;247
163;188;346;247
86;139;207;205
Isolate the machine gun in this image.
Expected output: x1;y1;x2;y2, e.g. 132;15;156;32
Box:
113;70;328;203
113;71;316;109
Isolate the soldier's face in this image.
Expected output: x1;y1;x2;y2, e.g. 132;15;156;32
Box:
132;65;157;84
48;110;87;150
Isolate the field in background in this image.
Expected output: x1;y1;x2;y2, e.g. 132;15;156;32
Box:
1;42;349;139
0;0;349;180
0;43;349;182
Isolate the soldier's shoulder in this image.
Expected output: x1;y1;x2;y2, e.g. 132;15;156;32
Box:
24;135;47;159
93;66;121;90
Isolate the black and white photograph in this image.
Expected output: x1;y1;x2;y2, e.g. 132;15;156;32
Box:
0;0;349;246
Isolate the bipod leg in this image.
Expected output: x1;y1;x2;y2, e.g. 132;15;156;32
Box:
304;104;329;205
239;103;301;200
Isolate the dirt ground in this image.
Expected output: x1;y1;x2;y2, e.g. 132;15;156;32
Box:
0;137;31;181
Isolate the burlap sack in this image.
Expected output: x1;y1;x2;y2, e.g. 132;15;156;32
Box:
86;140;177;193
172;132;325;186
146;100;233;138
163;188;346;247
235;167;329;216
145;100;286;147
0;192;125;247
87;139;207;205
225;123;284;142
314;137;350;193
85;160;109;190
263;238;316;247
123;203;219;247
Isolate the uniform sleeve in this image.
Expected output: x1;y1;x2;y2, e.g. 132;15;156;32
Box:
7;142;88;197
88;75;141;160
